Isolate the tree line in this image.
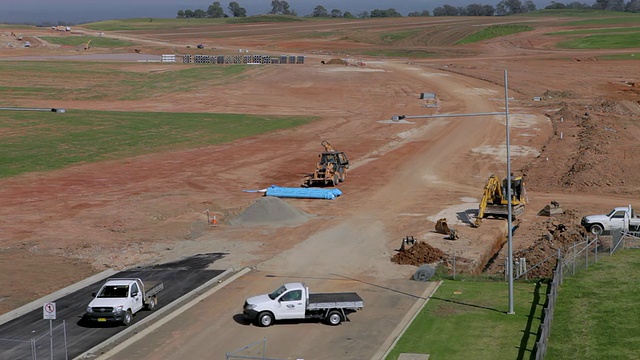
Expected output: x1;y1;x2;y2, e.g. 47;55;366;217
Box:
177;0;640;19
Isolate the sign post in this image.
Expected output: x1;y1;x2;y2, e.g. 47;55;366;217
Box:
43;302;56;360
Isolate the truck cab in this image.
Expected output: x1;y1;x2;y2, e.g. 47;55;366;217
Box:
243;283;308;325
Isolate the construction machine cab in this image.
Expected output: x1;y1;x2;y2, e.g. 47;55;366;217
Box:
303;141;349;187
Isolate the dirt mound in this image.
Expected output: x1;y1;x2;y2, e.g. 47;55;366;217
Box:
485;209;589;278
229;196;311;227
391;241;445;266
324;58;347;65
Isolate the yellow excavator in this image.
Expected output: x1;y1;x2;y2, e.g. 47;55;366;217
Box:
473;174;526;227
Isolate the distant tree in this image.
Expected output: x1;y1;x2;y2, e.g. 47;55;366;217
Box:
567;1;590;8
523;0;537;12
312;5;329;17
207;2;225;18
408;10;431;16
483;4;496;15
466;3;487;15
592;0;608;9
607;0;626;10
497;0;524;14
177;10;185;18
343;11;355;18
545;1;567;8
370;8;403;17
194;8;208;18
270;0;294;15
433;4;459;16
331;9;343;17
626;0;640;12
184;9;194;18
228;2;247;17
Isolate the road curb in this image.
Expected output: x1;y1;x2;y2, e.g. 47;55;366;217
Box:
371;280;443;360
0;268;117;327
77;266;251;360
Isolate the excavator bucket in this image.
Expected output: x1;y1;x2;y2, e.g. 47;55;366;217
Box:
435;218;452;235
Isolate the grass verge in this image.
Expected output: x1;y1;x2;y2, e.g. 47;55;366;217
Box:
0;110;315;178
557;32;640;49
385;279;545;360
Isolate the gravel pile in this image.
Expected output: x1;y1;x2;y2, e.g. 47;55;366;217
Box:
230;196;311;227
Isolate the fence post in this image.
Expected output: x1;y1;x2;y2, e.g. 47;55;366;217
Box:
595;237;598;263
585;239;589;270
572;242;576;274
453;253;456;280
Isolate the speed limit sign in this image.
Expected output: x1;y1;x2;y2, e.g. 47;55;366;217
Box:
43;302;56;320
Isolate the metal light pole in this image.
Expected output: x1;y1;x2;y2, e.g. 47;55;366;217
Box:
390;69;515;314
504;69;514;315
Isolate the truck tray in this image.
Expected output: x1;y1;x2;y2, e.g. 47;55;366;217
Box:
307;292;363;310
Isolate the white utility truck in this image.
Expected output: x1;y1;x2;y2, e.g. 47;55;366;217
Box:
243;282;363;327
581;205;640;235
83;278;163;325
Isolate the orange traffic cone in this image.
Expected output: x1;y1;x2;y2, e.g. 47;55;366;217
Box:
211;215;217;225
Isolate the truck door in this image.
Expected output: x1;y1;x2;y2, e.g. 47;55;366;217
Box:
130;282;144;313
610;210;627;231
277;290;305;320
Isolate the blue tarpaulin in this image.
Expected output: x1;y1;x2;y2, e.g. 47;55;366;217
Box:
265;185;343;200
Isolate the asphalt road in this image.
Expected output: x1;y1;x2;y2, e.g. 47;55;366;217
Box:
0;253;226;360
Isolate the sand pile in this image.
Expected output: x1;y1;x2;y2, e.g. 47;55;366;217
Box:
230;196;311;227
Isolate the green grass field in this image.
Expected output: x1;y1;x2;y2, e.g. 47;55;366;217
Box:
0;61;248;103
456;24;534;45
557;32;640;49
546;249;640;359
83;15;302;31
386;280;545;360
0;110;315;178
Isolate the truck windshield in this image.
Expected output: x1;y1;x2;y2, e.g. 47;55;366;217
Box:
268;285;287;300
97;285;129;298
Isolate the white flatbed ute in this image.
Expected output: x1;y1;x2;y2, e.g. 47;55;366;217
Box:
83;278;163;326
243;282;363;327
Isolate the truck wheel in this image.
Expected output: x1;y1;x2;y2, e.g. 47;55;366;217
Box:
327;311;342;326
123;310;133;326
146;296;156;310
257;312;274;327
590;224;604;236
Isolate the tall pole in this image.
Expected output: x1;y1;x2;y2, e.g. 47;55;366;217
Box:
505;69;515;315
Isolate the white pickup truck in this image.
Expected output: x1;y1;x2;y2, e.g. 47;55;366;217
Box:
83;278;163;325
581;205;640;235
243;282;364;327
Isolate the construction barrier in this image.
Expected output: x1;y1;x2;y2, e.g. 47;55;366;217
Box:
161;54;176;63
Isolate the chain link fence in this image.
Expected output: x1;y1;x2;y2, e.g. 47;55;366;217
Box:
531;230;640;359
0;320;68;360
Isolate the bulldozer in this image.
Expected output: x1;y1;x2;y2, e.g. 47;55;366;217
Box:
473;174;526;227
303;140;349;187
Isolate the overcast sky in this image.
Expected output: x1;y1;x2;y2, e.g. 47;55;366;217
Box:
2;0;557;24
